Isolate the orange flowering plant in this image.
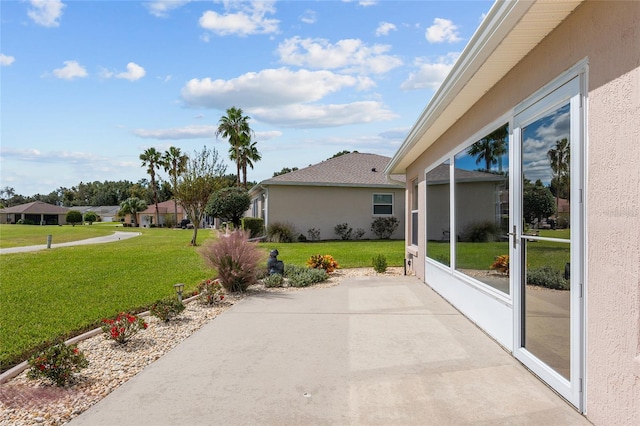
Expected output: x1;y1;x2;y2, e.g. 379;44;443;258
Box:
101;312;148;344
306;254;339;273
27;342;88;386
490;254;510;275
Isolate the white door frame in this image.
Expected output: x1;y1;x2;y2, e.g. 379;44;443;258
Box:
511;63;586;411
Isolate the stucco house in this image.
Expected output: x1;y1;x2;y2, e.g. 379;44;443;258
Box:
0;201;69;225
385;1;639;424
249;153;405;241
135;200;188;228
75;206;121;223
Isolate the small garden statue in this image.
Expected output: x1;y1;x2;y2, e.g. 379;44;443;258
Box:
267;249;284;275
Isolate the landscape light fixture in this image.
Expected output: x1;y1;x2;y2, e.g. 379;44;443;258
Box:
173;283;185;302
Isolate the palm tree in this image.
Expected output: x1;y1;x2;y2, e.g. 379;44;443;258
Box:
229;134;262;187
140;147;162;226
547;137;570;213
215;107;252;186
467;124;508;171
119;197;147;226
161;146;189;227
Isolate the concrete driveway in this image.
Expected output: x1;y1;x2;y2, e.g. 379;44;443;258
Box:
70;275;589;426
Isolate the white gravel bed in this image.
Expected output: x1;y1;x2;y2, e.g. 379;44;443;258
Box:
0;267;403;426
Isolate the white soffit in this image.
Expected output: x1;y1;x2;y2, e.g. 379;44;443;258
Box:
387;0;583;174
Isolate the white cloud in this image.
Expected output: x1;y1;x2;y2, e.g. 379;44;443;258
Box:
250;101;397;128
400;53;459;91
426;18;461;43
300;10;316;24
0;147;101;164
277;37;402;74
133;125;216;140
116;62;146;81
27;0;65;27
375;22;396;37
255;130;282;141
52;60;88;80
199;1;279;37
145;0;192;18
181;67;374;109
1;54;15;66
132;125;282;142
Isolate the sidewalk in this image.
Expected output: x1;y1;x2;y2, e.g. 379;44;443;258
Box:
70;275;589;426
0;231;140;254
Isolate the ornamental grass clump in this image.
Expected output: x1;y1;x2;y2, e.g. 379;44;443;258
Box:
197;279;225;305
150;298;186;322
27;342;88;386
200;230;265;292
306;254;339;273
101;312;148;344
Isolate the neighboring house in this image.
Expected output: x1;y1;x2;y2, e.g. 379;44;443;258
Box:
385;1;639;424
249;153;406;241
75;206;121;222
0;201;69;225
136;200;188;228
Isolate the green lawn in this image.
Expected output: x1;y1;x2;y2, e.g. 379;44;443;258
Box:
0;224;405;372
426;229;571;271
0;222;125;248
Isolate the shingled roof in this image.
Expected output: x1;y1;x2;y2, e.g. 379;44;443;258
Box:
0;201;69;214
259;152;405;188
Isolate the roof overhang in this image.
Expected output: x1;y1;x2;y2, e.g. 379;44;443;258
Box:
385;0;583;175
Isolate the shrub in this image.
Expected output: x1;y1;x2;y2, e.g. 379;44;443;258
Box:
307;228;320;241
66;210;83;226
27;342;88;386
83;211;98;224
306;254;339;273
288;268;328;288
372;254;388;273
371;217;399;239
263;273;284;288
197;279;225;305
101;312;148;344
460;220;500;242
490;254;509;275
200;230;265;292
297;233;307;242
334;223;352;240
353;228;366;240
242;217;265;239
527;266;569;290
266;222;296;243
150;298;186;322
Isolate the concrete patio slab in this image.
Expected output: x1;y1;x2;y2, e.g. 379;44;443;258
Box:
70;275;589;426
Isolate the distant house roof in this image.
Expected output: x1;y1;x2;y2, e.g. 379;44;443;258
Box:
426;163;506;185
74;206;121;216
0;201;69;214
257;153;406;189
139;200;185;215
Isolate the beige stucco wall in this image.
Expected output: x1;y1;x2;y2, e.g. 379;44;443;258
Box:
404;1;640;423
265;185;405;241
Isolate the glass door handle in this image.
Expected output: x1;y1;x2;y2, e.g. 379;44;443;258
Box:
508;226;517;249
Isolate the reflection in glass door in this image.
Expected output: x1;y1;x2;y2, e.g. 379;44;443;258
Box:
521;102;571;380
513;72;583;410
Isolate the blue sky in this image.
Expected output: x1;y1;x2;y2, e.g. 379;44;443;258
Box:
1;0;493;197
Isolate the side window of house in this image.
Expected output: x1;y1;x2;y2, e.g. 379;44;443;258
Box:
426;160;450;266
373;194;393;215
411;179;419;246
